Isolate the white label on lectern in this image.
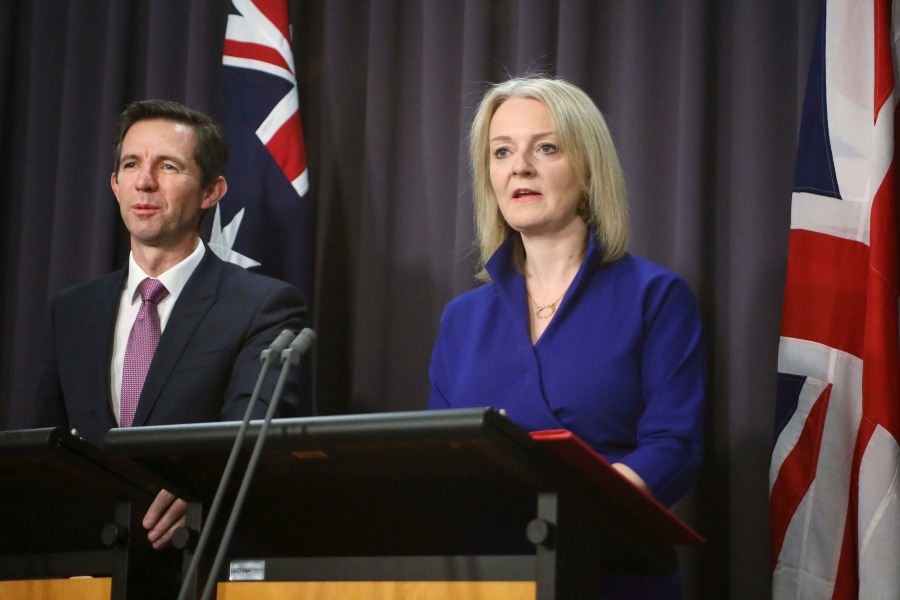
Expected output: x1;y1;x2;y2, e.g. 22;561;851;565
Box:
230;560;266;581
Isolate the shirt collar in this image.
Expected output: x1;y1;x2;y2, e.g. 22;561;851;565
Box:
125;242;206;303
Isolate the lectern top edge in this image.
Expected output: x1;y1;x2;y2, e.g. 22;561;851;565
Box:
0;426;73;455
102;407;529;456
0;426;162;503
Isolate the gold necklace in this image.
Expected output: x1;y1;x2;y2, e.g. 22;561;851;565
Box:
531;291;565;319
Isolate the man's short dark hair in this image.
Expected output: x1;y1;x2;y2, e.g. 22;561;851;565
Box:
113;100;227;188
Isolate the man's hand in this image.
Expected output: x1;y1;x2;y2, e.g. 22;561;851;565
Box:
143;488;187;550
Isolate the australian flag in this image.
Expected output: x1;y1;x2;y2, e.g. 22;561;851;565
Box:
212;0;312;306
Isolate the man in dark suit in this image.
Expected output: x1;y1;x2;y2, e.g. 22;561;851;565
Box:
32;99;308;549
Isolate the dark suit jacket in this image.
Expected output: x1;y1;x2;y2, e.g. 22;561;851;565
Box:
32;247;308;447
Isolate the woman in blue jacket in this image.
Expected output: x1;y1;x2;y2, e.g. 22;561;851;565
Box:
428;76;706;599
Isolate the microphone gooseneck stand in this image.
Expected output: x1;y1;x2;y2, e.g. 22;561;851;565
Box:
199;328;317;600
175;329;296;600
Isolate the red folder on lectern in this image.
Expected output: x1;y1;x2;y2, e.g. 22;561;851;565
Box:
530;429;704;546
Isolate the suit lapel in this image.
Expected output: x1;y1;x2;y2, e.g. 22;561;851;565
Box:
132;249;221;426
90;268;128;429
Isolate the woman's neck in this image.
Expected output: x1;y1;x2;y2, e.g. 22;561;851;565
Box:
520;225;587;344
521;224;588;290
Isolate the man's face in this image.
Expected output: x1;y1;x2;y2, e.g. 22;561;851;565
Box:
111;119;222;252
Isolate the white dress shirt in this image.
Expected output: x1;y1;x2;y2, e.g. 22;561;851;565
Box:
110;242;206;424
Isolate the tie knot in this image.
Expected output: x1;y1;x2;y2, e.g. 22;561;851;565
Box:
138;278;169;305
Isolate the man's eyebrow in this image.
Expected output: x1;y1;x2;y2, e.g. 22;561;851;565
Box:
118;153;189;168
156;154;189;167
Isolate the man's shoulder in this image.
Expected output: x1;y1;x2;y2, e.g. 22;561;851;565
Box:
205;253;304;307
54;268;125;304
215;257;298;292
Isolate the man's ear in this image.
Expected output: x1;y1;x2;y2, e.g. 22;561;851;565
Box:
201;176;228;210
110;172;121;203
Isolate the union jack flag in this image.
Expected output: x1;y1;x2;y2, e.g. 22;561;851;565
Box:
210;0;312;303
770;0;900;598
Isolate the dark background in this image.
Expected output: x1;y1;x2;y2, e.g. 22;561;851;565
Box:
0;1;820;598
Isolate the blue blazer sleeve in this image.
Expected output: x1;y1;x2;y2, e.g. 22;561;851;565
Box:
617;275;705;507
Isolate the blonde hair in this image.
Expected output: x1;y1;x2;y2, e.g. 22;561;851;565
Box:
469;76;629;281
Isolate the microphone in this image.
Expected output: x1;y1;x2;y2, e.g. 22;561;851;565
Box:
176;329;296;600
260;329;296;362
285;326;317;361
200;328;317;600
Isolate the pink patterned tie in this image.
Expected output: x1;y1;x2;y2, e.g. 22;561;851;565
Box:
120;278;169;427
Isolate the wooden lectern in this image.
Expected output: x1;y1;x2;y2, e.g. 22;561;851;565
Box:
102;408;703;599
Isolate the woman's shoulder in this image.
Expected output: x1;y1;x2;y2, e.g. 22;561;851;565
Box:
597;254;699;313
442;282;497;317
611;252;683;279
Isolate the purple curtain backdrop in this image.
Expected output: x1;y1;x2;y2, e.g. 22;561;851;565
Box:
0;1;821;598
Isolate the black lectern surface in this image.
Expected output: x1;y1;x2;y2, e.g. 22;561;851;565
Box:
104;409;544;558
0;427;159;556
102;409;700;579
0;426;180;599
103;409;706;598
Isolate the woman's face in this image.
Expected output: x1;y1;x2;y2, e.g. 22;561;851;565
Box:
488;97;583;239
